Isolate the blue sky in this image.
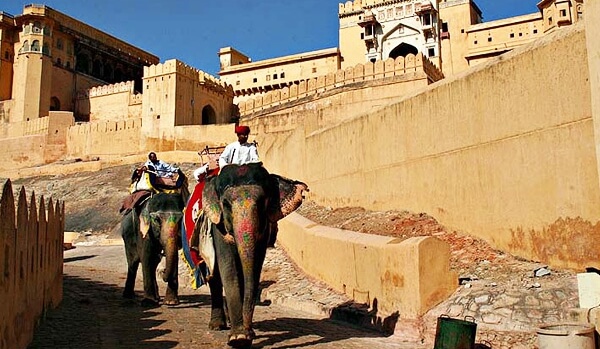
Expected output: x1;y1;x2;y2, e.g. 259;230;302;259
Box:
3;0;539;76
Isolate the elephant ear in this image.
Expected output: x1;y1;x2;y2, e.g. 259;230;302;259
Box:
202;177;222;224
268;174;309;222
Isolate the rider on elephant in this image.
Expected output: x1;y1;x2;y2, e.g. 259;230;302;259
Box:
194;125;279;247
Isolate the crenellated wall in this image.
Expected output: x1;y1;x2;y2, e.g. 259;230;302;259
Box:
240;53;443;116
66;118;143;158
85;81;142;121
0;111;73;169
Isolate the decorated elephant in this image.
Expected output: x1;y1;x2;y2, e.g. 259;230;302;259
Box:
121;191;185;306
202;162;308;348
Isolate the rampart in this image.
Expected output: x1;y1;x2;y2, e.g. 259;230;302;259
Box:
67;118;143;158
144;59;233;94
247;23;600;271
0;180;64;349
0;112;74;169
239;53;443;116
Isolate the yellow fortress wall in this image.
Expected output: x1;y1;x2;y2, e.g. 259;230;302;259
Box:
252;22;599;271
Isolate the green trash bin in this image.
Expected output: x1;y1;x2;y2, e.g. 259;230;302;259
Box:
434;315;477;349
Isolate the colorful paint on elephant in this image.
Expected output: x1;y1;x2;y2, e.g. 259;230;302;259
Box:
202;163;309;349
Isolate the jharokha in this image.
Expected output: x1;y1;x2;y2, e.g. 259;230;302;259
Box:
0;0;585;169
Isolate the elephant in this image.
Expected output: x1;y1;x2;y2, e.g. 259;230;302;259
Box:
121;191;185;306
202;162;308;348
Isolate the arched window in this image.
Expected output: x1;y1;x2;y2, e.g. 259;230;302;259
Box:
104;63;113;81
31;40;40;52
21;40;29;53
76;53;91;74
201;105;217;125
93;59;103;77
389;42;418;59
50;97;61;111
114;68;123;82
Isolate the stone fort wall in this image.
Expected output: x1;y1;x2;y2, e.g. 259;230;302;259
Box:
240;53;443;115
247;22;600;271
77;81;142;122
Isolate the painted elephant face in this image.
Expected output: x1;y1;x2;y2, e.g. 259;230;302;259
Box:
202;163;308;230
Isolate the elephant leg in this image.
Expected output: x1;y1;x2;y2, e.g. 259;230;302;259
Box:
122;212;140;299
207;265;227;330
123;256;139;299
140;243;161;306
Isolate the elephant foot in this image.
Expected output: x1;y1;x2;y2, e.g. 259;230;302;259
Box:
209;318;227;331
122;289;136;299
209;308;227;330
163;298;180;306
227;333;252;349
164;289;179;306
141;297;160;308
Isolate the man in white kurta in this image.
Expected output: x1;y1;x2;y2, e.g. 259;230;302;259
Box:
218;125;259;169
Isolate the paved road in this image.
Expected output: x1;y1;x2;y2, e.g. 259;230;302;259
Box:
28;245;425;349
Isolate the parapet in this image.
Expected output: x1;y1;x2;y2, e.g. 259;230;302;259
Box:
88;81;135;98
144;59;233;93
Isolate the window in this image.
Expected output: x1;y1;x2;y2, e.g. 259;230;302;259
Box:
236;80;240;85
266;75;270;81
31;40;40;52
510;33;515;38
57;58;62;66
312;67;317;73
533;29;538;34
22;41;29;52
56;38;63;50
396;7;403;17
560;9;566;17
441;22;448;33
423;14;431;26
4;51;8;59
428;47;435;57
461;29;465;33
361;33;364;39
548;17;553;25
273;74;278;79
365;25;373;36
487;37;492;42
280;72;285;78
33;21;42;33
474;40;478;45
66;61;71;69
252;77;257;83
519;33;523;37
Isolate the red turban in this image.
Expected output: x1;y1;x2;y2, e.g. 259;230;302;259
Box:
235;125;250;135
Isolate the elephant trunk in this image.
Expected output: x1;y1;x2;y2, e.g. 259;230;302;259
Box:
230;196;263;328
161;212;182;283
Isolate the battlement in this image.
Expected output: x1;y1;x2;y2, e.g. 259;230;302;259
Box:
144;59;233;93
88;81;135;98
240;53;443;115
339;0;410;16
